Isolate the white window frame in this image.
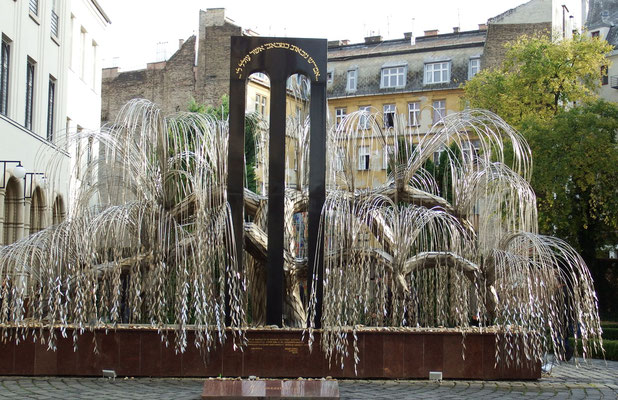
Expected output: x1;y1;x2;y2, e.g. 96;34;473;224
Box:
359;106;371;129
0;38;10;116
383;104;396;128
407;102;420;126
47;75;56;141
335;147;344;171
327;70;333;84
383;144;394;170
381;66;406;88
358;145;370;171
424;61;450;84
432;99;446;124
346;69;357;92
468;57;480;79
335;107;347;128
462;140;481;163
25;58;35;131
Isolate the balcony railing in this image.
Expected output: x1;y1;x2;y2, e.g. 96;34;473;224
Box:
610;75;618;89
51;10;59;38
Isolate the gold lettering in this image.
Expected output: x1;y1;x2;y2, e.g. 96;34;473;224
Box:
237;42;322;82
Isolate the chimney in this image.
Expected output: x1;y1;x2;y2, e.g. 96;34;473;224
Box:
404;32;413;39
204;8;226;27
364;35;382;44
179;39;185;49
102;67;119;80
478;23;487;31
453;27;460;33
424;29;439;36
328;40;350;48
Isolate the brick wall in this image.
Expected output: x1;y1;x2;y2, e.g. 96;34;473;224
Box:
196;10;241;107
101;9;240;124
481;22;551;69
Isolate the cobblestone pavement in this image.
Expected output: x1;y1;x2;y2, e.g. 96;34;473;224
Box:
0;359;616;399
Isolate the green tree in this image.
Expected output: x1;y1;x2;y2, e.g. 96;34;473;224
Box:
521;100;618;264
462;34;612;126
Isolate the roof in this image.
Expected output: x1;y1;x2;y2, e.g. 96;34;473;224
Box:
327;30;486;61
586;0;618;46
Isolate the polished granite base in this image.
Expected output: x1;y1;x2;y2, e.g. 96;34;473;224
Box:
201;379;340;399
0;327;540;379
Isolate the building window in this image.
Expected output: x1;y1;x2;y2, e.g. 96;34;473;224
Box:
47;77;56;141
601;65;608;85
25;59;35;131
381;66;406;88
346;69;357;91
327;70;333;84
255;94;267;116
433;146;445;165
50;0;59;38
468;58;480;79
462;140;480;162
591;30;600;38
358;146;370;171
383;104;396;128
432;99;446;124
91;41;98;89
359;105;371;129
383;144;394;169
335;107;346;128
335;147;344;171
0;39;9;116
424;61;450;84
80;28;87;79
408;102;420;126
29;0;39;16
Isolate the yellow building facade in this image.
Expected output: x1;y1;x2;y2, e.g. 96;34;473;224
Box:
326;29;486;189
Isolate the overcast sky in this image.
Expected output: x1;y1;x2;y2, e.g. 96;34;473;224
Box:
98;0;527;71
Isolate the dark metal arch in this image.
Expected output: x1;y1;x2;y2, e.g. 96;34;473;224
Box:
228;36;326;327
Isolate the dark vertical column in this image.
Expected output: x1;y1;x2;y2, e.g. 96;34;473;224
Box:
227;78;246;326
266;79;287;327
307;80;326;329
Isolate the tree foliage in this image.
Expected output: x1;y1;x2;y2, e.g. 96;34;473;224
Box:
521;100;618;261
462;34;612;126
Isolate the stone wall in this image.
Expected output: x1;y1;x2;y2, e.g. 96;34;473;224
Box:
481;22;551;69
101;8;241;124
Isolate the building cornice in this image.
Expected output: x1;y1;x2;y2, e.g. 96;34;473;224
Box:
90;0;111;24
0;115;70;157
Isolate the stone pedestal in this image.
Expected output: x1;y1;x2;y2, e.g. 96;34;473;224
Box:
201;379;339;399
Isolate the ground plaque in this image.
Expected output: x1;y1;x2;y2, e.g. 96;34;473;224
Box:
202;379;340;399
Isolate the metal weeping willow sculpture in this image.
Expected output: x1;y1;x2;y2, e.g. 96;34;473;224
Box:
0;86;605;372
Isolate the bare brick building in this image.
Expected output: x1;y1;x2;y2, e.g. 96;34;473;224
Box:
101;9;244;122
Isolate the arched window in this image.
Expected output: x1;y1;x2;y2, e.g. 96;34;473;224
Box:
3;177;22;245
29;187;46;234
52;195;65;225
